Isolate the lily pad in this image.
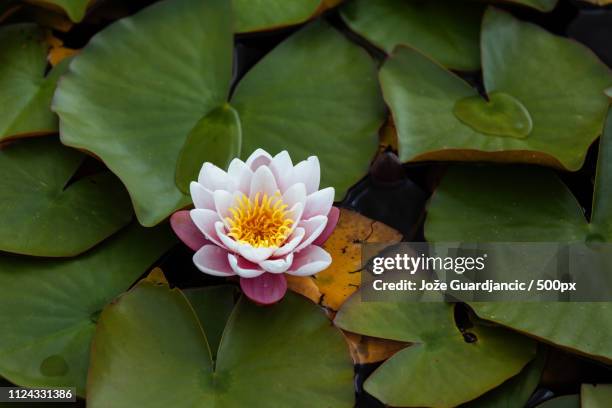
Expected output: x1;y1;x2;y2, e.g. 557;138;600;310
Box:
341;0;483;70
581;384;612;408
175;104;242;194
88;281;354;407
233;0;341;33
425;113;612;362
24;0;90;22
537;395;580;408
0;224;176;395
335;299;536;407
381;8;612;170
0;24;68;141
0;137;132;257
54;0;384;226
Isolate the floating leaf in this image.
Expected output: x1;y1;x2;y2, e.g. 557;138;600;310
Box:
335;300;536;408
537;395;580;408
233;0;341;33
341;0;483;70
0;24;68;141
287;209;401;311
342;332;407;364
0;224;176;395
464;347;547;408
425;113;612;362
88;282;354;407
54;0;384;226
381;8;612;170
24;0;91;22
0;138;132;257
175;104;242;194
581;384;612;408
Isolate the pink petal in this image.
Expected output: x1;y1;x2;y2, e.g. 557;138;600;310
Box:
281;182;307;209
190;182;215;210
249;165;279;199
170;211;211;251
193;245;236;277
295;215;327;252
303;187;334;219
245;148;272;171
236;243;276;263
198;163;235;192
313;206;339;246
190;209;223;247
228;254;265;278
286;246;331;276
292;156;320;194
240;273;287;305
227;158;252;194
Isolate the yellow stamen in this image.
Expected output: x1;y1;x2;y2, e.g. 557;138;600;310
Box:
226;192;293;248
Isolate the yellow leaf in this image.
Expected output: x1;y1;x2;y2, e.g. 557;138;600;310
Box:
343;332;408;364
289;209;401;312
144;267;168;286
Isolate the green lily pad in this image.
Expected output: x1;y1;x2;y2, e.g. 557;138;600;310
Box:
334;299;536;407
175;104;242;194
183;285;237;360
24;0;90;22
233;0;340;33
381;8;612;170
425;113;612;362
537;395;580;408
231;21;384;202
341;0;483;71
54;0;384;226
454;92;533;139
0;224;176;396
463;347;546;408
88;282;354;407
0;137;132;257
0;24;68;141
582;384;612;408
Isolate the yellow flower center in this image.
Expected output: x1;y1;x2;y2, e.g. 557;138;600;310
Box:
226;192;293;248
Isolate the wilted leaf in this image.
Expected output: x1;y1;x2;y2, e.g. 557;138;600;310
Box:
88;282;354;407
288;209;401;311
335;300;536;408
342;332;407;364
382;8;611;170
0;138;133;257
0;24;68;141
341;0;483;70
0;224;176;395
54;0;384;226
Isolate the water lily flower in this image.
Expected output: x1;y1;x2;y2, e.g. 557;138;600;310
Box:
171;149;339;305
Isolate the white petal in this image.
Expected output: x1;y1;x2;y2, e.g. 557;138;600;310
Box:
190;209;223;247
227;158;253;194
249;165;279;199
190;182;215;210
228;254;265;278
260;253;294;274
198;162;236;192
286;202;304;234
295;215;327;252
273;227;305;257
215;222;240;253
214;190;242;228
270;151;294;192
286;246;332;276
237;243;275;263
245;148;272;170
193;245;236;276
292;156;320;194
281;182;307;210
303;187;334;219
